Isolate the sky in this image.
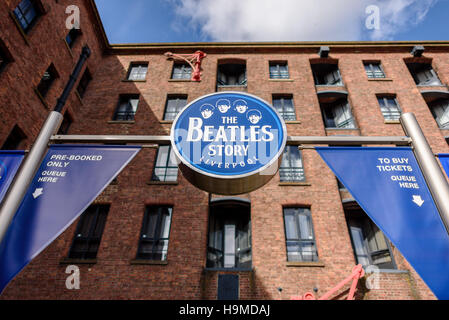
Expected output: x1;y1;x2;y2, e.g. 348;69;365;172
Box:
94;0;449;44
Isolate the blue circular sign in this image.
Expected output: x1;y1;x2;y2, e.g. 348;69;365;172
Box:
0;161;6;183
171;92;287;194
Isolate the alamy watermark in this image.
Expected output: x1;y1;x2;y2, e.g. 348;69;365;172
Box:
65;5;80;30
65;265;80;290
366;5;380;31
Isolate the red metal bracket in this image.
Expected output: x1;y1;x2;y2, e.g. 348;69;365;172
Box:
164;51;207;82
291;264;365;300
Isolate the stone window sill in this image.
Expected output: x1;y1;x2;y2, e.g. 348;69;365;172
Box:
107;120;135;124
60;258;97;265
279;182;311;187
122;79;147;83
160;120;174;124
168;79;192;82
130;259;168;265
147;181;179;186
368;78;393;81
34;88;49;109
286;261;325;268
384;120;400;124
269;79;294;82
285;120;301;124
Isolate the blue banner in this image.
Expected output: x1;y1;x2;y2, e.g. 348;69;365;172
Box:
438;154;449;179
0;151;25;203
0;145;140;294
316;147;449;300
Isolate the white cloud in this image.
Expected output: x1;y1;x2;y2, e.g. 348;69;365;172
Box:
172;0;438;41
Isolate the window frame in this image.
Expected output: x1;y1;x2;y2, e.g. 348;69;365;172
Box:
136;206;173;261
279;145;306;182
67;204;109;260
269;61;289;79
126;62;149;81
76;68;92;99
364;61;386;79
217;63;247;87
347;212;397;270
163;95;188;121
65;28;81;49
151;145;179;182
1;125;27;150
36;63;58;98
112;94;140;121
171;62;192;80
272;95;296;121
406;62;442;86
13;0;44;34
377;96;402;121
320;98;356;129
429;98;449;129
0;39;13;74
311;63;343;86
283;207;319;263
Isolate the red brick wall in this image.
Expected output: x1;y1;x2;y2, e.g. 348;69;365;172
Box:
1;2;448;300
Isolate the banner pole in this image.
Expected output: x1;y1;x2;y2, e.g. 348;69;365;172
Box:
0;46;91;245
400;112;449;234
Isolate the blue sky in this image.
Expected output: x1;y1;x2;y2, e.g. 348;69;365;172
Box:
94;0;449;44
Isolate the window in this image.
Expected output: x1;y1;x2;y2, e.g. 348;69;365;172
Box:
76;68;92;99
113;95;139;121
217;63;247;87
171;62;191;80
378;96;401;121
207;202;251;269
0;39;13;74
13;0;43;34
269;62;289;79
127;62;148;81
347;211;396;269
68;204;109;260
364;62;385;79
152;145;178;182
136;206;173;261
58;112;73;135
283;208;318;262
429;99;449;129
1;125;26;150
65;28;81;48
37;64;58;98
272;95;296;121
406;63;442;86
311;63;343;86
163;95;188;121
280;146;305;182
320;98;356;129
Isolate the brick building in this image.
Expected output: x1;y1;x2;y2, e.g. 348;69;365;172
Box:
1;0;449;300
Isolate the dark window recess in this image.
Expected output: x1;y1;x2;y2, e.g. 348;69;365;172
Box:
0;40;13;73
429;98;449;129
127;63;148;81
407;63;442;86
68;204;109;260
284;208;318;262
76;69;92;98
65;28;81;48
347;211;396;269
152;145;178;182
320;98;355;129
37;64;58;98
13;0;43;34
217;274;239;300
136;206;173;261
311;64;343;85
1;125;26;150
273;95;296;121
364;62;385;78
378;96;401;121
217;64;247;87
171;63;191;80
164;95;188;121
207;203;251;269
280;146;305;182
269;62;289;79
58;112;73;135
113;95;139;121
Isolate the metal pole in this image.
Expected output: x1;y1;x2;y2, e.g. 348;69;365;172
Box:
0;112;62;243
400;112;449;234
0;45;91;245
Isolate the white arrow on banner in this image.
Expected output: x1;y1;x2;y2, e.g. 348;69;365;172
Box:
413;195;424;207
